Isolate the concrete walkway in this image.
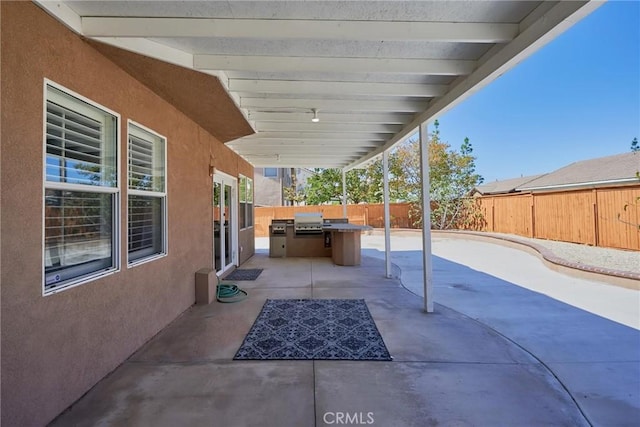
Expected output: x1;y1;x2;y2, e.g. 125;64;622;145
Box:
51;236;639;426
361;233;640;329
361;233;640;426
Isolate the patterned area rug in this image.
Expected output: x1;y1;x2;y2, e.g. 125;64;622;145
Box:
224;268;263;281
234;299;392;361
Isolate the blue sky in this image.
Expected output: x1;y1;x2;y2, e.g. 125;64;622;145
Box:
434;0;640;182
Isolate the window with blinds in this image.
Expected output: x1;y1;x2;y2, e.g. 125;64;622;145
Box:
128;123;167;264
128;196;162;259
44;83;119;294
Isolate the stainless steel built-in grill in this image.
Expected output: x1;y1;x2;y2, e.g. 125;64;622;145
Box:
269;219;289;257
270;219;288;235
294;212;324;235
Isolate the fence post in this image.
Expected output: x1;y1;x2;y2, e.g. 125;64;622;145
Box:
593;189;599;247
530;194;535;238
491;202;495;232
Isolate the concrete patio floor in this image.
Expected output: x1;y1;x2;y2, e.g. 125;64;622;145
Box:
51;237;639;426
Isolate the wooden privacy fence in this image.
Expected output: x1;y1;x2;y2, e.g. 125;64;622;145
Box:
255;186;640;251
476;186;640;251
254;203;416;237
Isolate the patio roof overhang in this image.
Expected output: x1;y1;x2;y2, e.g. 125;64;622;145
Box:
36;0;603;170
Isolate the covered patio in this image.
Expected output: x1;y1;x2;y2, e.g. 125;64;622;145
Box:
51;251;594;426
34;0;606;314
2;1;620;426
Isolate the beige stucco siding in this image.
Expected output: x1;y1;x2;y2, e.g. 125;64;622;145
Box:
0;2;254;425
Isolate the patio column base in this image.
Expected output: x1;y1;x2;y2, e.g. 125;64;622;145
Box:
195;268;216;305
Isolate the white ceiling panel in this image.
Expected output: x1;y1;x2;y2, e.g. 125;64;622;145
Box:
41;0;603;169
66;1;540;22
224;72;455;85
151;38;495;60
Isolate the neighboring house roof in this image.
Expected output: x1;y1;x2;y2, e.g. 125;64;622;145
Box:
474;174;544;195
517;152;640;191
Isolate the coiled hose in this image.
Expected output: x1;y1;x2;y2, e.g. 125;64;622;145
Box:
216;278;248;303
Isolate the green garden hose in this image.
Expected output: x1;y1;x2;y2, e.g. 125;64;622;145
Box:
216;280;248;303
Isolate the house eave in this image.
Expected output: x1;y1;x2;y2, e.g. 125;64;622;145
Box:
517;178;640;192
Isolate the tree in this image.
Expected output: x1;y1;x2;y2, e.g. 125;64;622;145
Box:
283;168;306;206
349;161;386;203
426;129;484;229
305;168;343;205
631;137;639;153
305;162;386;205
390;121;484;229
304;120;484;230
389;135;421;201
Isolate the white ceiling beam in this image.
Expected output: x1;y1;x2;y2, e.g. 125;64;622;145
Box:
233;149;374;158
82;18;518;43
34;1;83;33
230;140;381;148
232;147;370;156
248;156;361;163
293;154;360;160
248;112;413;124
239;131;389;141
255;122;402;133
346;0;603;169
240;98;428;113
241;153;356;162
250;160;346;168
194;55;475;76
230;80;447;97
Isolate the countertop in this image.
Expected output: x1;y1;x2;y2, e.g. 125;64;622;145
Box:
322;223;372;232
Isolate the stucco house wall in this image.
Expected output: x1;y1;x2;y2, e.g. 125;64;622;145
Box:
0;3;254;425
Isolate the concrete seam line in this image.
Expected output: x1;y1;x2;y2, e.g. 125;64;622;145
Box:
392;257;593;426
440;304;594;427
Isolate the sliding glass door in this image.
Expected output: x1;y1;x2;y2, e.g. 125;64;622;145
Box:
213;173;237;275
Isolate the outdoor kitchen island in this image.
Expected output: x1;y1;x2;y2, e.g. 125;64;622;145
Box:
268;213;371;266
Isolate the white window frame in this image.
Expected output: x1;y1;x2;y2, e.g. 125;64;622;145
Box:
246;176;253;228
213;171;238;273
263;167;278;178
42;79;121;296
126;120;168;267
239;174;254;230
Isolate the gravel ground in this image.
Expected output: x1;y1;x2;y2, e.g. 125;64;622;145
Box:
482;232;639;275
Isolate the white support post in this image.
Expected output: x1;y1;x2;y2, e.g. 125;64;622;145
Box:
419;122;434;313
382;150;392;278
342;169;347;218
